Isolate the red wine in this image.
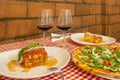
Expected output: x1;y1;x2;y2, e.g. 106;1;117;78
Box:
57;25;71;31
37;25;52;31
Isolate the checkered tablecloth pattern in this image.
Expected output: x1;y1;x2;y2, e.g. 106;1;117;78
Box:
0;37;119;80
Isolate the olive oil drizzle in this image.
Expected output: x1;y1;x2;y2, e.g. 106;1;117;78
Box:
7;56;57;72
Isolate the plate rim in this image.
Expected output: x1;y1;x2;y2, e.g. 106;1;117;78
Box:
0;46;70;79
70;33;116;45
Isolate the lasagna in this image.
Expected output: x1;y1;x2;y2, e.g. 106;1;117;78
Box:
20;48;48;68
84;32;103;43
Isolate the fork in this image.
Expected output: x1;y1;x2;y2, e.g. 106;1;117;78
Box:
48;67;65;80
51;36;62;39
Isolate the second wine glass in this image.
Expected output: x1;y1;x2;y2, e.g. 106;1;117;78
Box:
37;9;53;46
57;9;73;49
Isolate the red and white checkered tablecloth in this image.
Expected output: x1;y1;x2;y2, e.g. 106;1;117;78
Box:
0;37;119;80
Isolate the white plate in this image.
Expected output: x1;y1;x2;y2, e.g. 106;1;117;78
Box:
0;47;70;79
70;33;116;45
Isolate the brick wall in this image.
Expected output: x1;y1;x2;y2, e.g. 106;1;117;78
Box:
0;0;120;44
106;0;120;42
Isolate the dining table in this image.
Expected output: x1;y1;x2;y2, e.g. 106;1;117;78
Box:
0;34;119;80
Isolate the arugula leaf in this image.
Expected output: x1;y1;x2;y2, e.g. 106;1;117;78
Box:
94;46;105;53
82;46;92;54
88;60;103;68
101;52;111;60
88;63;96;67
18;42;40;62
115;50;120;58
94;62;104;68
89;55;96;60
109;65;119;72
81;57;88;63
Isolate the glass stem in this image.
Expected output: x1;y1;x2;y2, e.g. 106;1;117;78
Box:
63;31;66;49
43;31;46;46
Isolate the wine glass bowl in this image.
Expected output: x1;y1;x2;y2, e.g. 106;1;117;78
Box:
57;9;73;49
37;9;53;46
37;25;52;31
57;9;72;32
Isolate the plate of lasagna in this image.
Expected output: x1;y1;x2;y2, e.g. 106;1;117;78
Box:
0;43;70;79
70;32;116;45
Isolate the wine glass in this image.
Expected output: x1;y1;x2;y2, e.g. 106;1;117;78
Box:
57;9;73;49
37;9;53;46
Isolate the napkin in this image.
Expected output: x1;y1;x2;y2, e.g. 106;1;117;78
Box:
51;33;69;42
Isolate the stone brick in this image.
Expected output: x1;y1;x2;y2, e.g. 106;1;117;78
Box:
84;0;96;4
7;20;39;38
107;6;113;14
107;6;120;15
106;0;117;5
28;2;55;17
0;21;6;40
83;15;95;26
96;0;106;4
0;1;26;18
101;5;106;15
101;15;107;25
112;6;120;14
89;25;103;34
108;24;120;34
109;15;120;24
90;5;101;14
76;4;89;15
108;25;115;34
117;0;120;6
96;15;102;25
72;17;82;28
66;0;83;3
76;27;89;33
44;0;64;2
106;6;120;15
